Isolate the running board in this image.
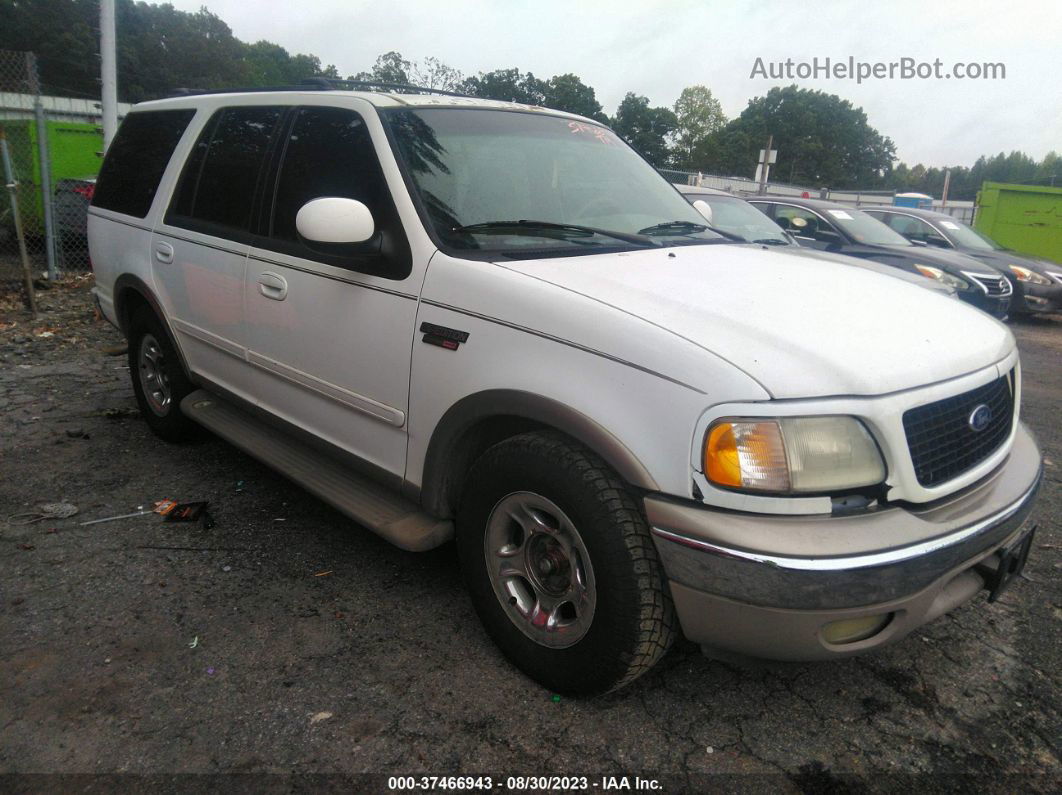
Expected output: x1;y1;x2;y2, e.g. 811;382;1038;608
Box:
180;390;453;551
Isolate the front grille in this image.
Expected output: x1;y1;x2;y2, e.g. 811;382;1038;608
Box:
964;272;1013;296
903;370;1014;488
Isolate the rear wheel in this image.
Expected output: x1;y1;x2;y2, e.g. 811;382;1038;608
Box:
457;431;675;694
127;306;198;442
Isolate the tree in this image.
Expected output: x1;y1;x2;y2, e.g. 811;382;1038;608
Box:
461;68;546;105
243;41;338;86
610;93;677;167
0;0;99;97
350;51;411;86
409;56;463;92
1035;151;1061;187
460;69;607;121
542;74;607;122
351;52;464;91
885;148;1061;200
117;2;252;101
706;85;896;188
672;85;726;170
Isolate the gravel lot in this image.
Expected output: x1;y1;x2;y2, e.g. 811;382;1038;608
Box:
1;278;1059;791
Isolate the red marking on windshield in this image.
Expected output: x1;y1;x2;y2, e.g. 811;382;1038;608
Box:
568;121;616;145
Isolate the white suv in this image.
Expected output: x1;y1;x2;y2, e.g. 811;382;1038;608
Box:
88;83;1042;694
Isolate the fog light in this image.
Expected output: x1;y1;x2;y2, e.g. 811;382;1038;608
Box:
821;613;892;645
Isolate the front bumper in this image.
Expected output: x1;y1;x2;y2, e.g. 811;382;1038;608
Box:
647;422;1042;660
958;288;1010;319
1015;280;1062;314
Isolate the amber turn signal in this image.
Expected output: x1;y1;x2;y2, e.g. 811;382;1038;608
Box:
704;420;790;492
705;422;743;488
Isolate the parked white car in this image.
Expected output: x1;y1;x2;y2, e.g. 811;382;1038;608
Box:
88;84;1042;694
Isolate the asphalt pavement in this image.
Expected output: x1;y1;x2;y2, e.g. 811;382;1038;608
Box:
1;280;1059;791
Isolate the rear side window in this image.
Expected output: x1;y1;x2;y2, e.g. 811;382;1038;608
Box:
92;109;195;218
168;106;284;234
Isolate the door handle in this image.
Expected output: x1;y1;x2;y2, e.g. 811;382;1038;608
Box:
154;241;174;264
257;271;288;301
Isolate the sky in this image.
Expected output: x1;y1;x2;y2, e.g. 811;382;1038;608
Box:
167;0;1061;169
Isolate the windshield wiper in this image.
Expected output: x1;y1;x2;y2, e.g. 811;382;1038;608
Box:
753;238;790;246
638;220;706;235
453;220;659;247
639;220;748;243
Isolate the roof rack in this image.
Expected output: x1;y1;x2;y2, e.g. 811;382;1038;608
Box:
167;78;474;99
303;77;474;98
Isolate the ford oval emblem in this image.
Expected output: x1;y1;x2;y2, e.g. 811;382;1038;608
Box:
968;404;992;432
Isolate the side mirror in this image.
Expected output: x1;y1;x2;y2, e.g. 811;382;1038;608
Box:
296;197;374;244
691;199;713;225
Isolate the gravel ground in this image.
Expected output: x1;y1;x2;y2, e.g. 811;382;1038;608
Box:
1;278;1059;792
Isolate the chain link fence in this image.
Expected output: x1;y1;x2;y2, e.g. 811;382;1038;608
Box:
1;49;101;296
0;50;47;290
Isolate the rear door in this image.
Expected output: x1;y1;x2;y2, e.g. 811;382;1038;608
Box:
242;103;419;478
152;105;286;401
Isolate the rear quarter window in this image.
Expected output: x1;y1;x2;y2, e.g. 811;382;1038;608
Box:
91;109;195;218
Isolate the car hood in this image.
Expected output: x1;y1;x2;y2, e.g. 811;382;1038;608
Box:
501;245;1014;399
960;248;1056;276
764;245;955;295
874;244;1006;276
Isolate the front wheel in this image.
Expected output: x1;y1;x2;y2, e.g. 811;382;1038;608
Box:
457;432;675;694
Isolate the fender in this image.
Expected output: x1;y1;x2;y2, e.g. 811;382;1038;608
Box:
113;273;193;380
417;389;660;517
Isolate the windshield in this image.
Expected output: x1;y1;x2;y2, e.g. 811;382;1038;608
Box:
383;108;723;255
687;194;790;244
935;217;1002;250
824;207;914;246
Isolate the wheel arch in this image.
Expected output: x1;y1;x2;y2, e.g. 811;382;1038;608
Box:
416;389;660;518
113;274;192;380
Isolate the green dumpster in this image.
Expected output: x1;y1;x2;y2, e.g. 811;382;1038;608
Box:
0;118;103;236
975;181;1062;264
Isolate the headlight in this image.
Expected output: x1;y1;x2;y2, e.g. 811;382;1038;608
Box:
914;264;969;290
704;416;885;494
1007;265;1051;285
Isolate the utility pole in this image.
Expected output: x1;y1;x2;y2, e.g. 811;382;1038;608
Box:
100;0;118;152
755;135;777;195
941;168;951;208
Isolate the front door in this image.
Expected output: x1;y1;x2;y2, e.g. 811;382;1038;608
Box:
770;205;843;251
243;104;419;479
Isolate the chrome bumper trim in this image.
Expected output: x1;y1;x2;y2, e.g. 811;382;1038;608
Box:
651;473;1039;573
649;427;1042;610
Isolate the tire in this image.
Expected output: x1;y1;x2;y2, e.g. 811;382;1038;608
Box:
127;306;199;442
457;431;675;694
